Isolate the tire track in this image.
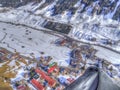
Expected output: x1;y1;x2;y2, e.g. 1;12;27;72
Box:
0;32;7;43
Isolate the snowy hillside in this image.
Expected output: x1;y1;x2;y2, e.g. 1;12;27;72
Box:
0;0;120;21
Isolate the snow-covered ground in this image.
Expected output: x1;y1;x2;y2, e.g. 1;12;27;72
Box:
94;46;120;64
0;22;71;67
0;1;119;74
0;21;119;65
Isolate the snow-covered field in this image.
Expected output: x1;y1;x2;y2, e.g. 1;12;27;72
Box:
94;46;120;64
0;21;120;65
0;22;71;66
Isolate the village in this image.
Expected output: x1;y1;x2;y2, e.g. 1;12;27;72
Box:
0;0;120;89
0;36;120;90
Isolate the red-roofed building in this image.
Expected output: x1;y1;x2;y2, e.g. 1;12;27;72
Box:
31;79;45;90
35;68;56;87
48;65;57;74
67;78;75;84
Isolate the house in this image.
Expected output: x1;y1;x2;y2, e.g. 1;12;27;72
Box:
17;85;26;90
31;79;45;90
48;65;57;74
35;68;56;87
67;78;75;84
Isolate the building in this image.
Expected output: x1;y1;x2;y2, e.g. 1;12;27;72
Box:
31;79;45;90
35;68;56;87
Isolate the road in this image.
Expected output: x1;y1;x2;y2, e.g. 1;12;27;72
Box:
0;20;120;56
